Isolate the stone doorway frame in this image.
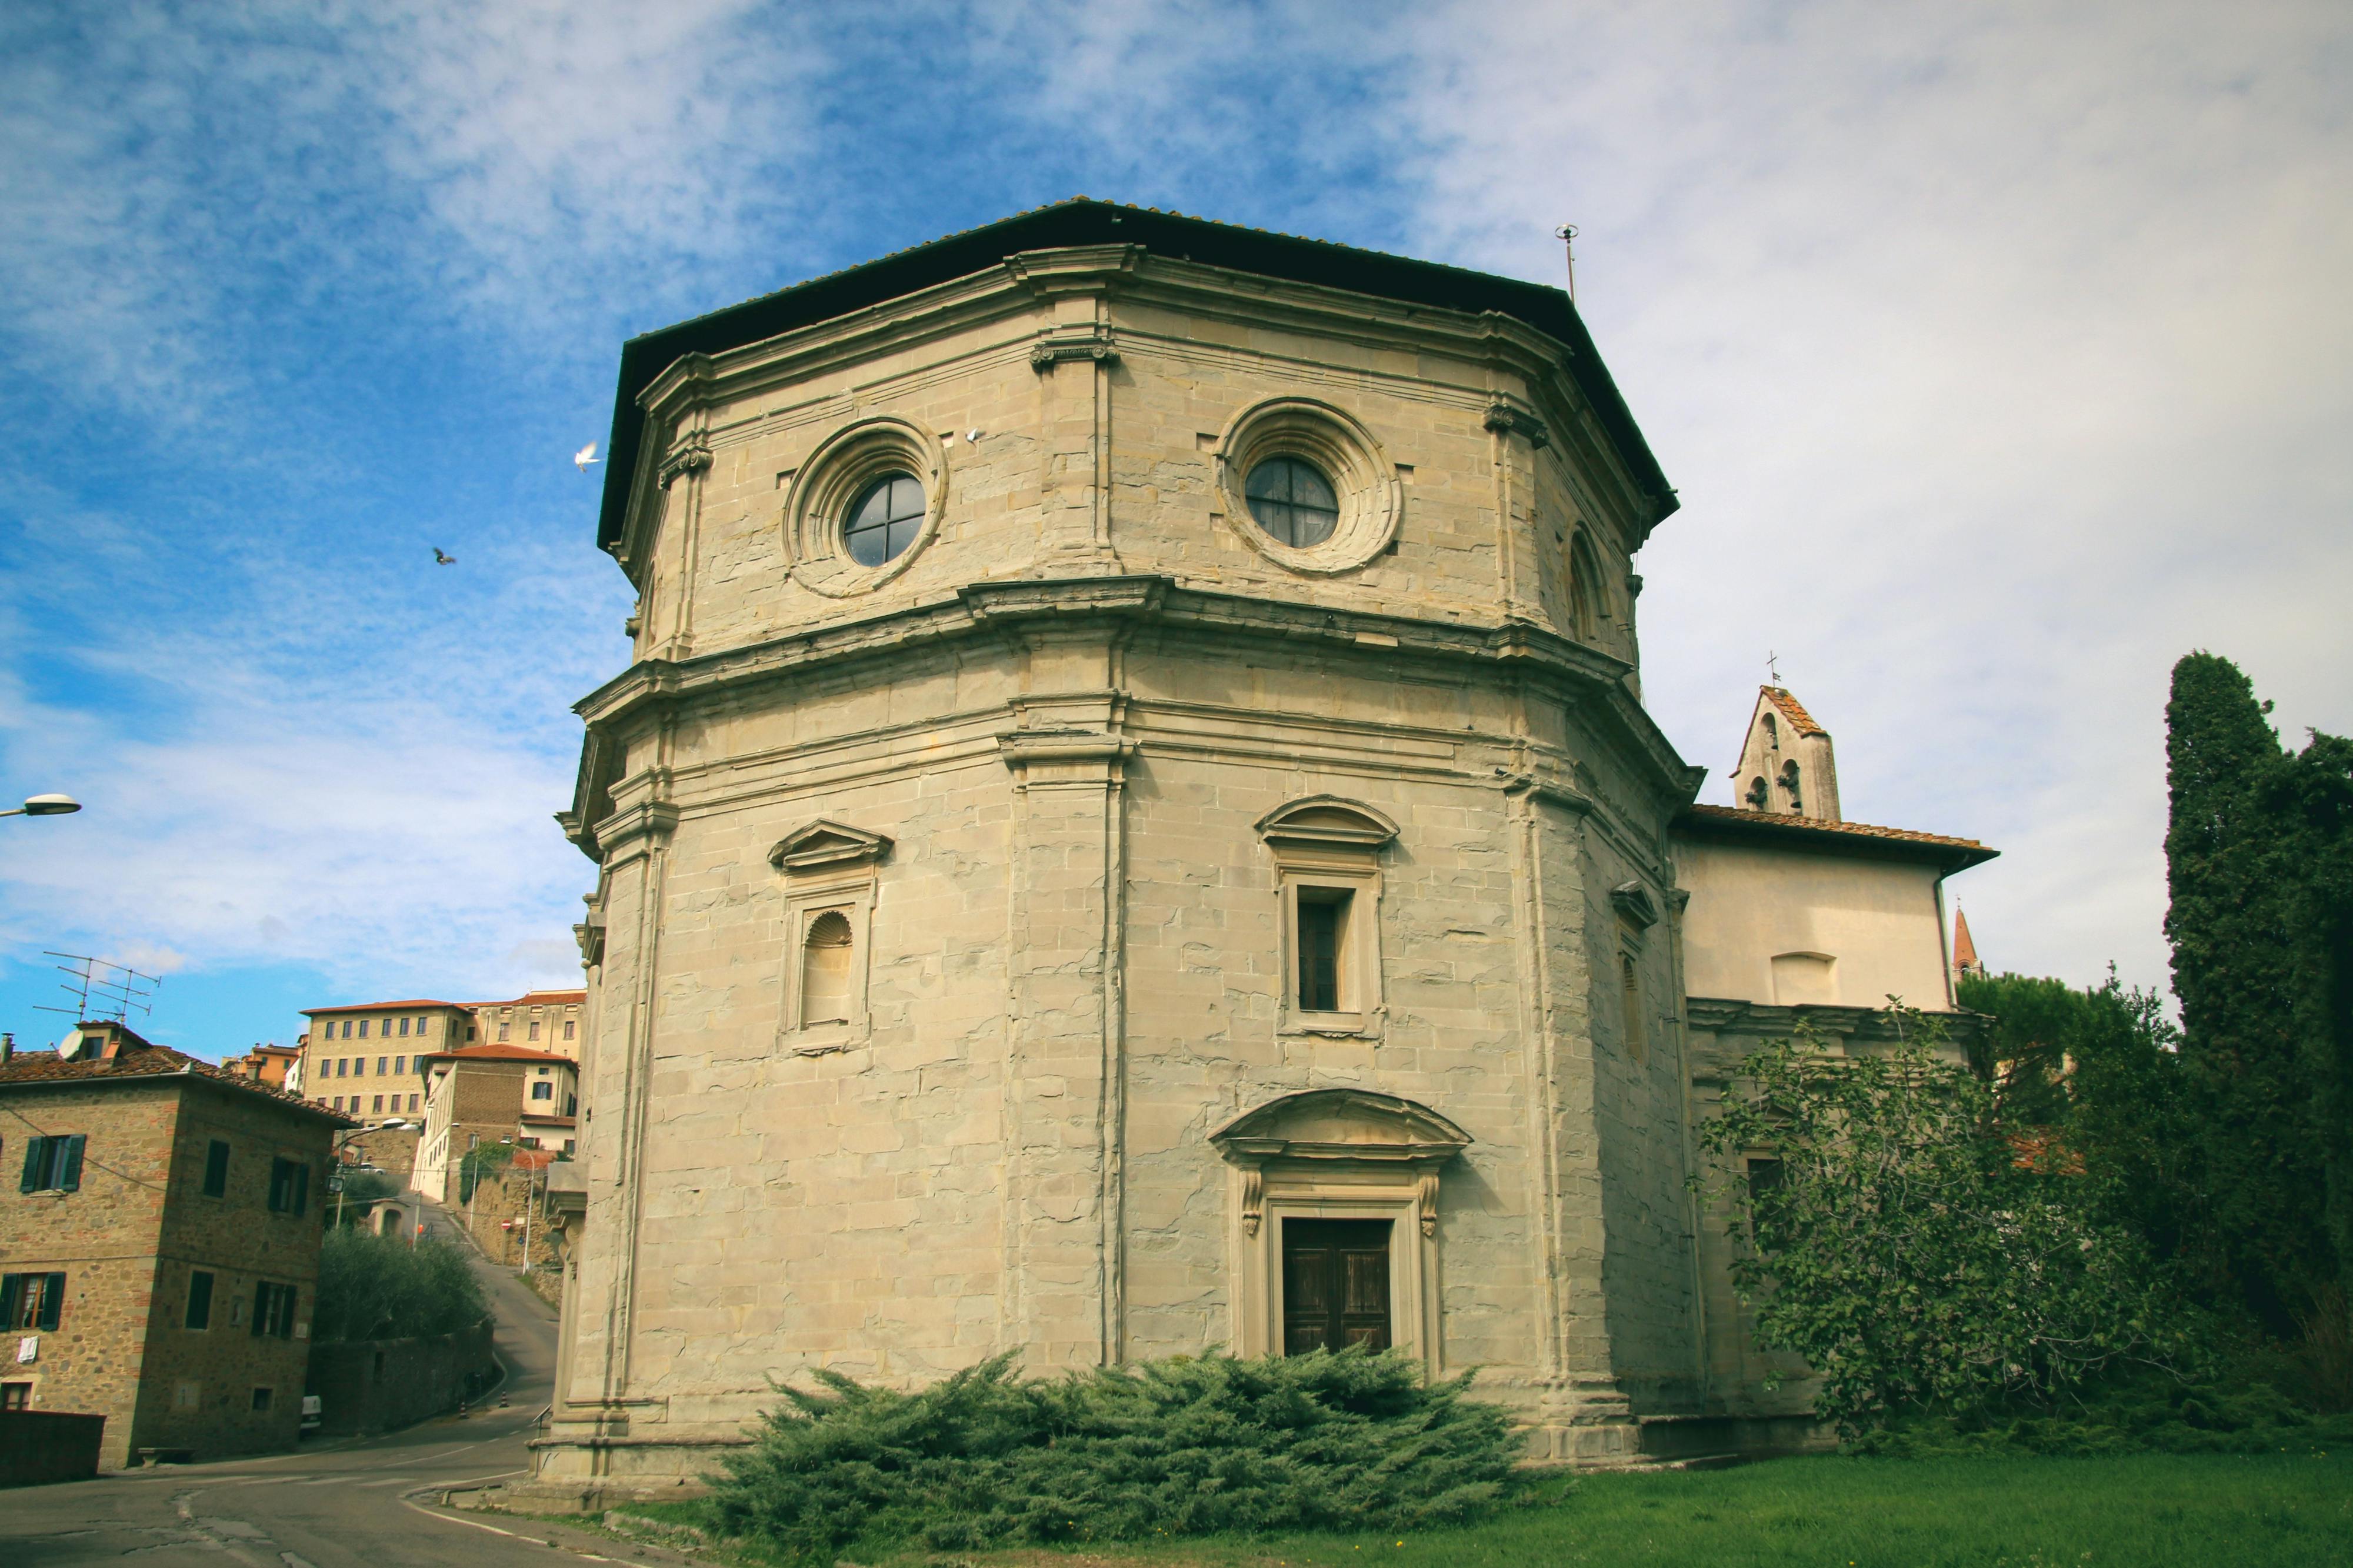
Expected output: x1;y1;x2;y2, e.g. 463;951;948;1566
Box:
1210;1089;1470;1377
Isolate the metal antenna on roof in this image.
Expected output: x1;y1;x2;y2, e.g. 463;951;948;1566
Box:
1553;225;1579;302
37;951;161;1023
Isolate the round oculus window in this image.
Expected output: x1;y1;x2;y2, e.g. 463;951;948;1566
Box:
842;472;925;567
1243;456;1339;549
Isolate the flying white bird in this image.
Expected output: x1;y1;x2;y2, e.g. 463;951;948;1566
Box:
433;548;455;565
574;442;601;472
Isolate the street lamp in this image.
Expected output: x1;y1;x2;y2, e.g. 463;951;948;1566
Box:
0;794;81;818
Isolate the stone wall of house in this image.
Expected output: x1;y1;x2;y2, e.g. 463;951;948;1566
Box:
305;1317;496;1437
0;1077;330;1469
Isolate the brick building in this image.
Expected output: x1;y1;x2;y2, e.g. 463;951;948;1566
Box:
1;1020;350;1469
411;1045;578;1203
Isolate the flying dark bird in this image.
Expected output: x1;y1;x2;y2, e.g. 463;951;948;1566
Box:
433;548;455;565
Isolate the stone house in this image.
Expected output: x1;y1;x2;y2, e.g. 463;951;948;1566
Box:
411;1045;579;1203
472;989;588;1060
296;999;467;1126
525;199;1993;1500
1;1019;350;1469
219;1043;302;1090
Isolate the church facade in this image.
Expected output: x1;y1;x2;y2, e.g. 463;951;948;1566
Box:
529;201;1993;1500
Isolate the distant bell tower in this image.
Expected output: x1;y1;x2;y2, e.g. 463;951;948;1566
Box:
1731;686;1842;821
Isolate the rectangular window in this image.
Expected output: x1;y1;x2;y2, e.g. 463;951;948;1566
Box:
528;1020;541;1041
563;1020;575;1041
358;1019;369;1039
342;1020;353;1039
266;1158;309;1216
354;1057;366;1077
330;1096;342;1112
497;1022;510;1042
335;1058;347;1077
17;1134;85;1193
372;1095;384;1113
1;1272;66;1331
1;1382;29;1410
398;1017;409;1037
375;1056;386;1074
393;1056;404;1075
251;1386;274;1411
465;1026;477;1042
415;1015;428;1035
251;1282;298;1339
202;1139;231;1198
1281;1218;1392;1354
1620;950;1647;1060
1295;890;1350;1012
408;1094;419;1113
186;1270;215;1330
530;1081;553;1101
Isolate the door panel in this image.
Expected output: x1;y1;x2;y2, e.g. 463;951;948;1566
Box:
1282;1218;1393;1355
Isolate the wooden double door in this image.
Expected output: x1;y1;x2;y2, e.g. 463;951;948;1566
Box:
1281;1217;1394;1354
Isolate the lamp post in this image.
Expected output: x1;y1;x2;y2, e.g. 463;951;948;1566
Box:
0;794;81;819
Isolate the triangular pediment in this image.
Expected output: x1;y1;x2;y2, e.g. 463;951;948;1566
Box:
768;819;892;873
1210;1088;1470;1165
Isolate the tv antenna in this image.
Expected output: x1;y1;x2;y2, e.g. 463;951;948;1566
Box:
1553;224;1579;302
36;952;161;1023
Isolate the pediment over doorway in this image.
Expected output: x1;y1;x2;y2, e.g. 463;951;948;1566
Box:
1253;796;1399;852
1209;1088;1471;1166
768;819;893;874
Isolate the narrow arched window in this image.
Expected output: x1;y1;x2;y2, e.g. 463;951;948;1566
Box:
799;910;854;1026
1778;759;1802;813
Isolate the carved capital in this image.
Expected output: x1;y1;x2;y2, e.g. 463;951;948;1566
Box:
1482;399;1551;449
658;430;713;488
1030;328;1120;372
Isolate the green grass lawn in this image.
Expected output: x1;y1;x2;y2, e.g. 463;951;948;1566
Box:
614;1453;2353;1568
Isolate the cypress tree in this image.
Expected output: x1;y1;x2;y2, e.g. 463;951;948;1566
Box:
2163;653;2350;1330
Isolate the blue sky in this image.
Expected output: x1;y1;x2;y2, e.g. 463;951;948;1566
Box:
2;1;2348;1059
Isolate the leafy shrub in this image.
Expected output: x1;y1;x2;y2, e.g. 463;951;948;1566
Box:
708;1347;1520;1562
1697;1010;2192;1438
1854;1365;2353;1457
331;1168;401;1217
312;1228;486;1343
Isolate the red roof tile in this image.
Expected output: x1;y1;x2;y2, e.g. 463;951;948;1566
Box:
0;1039;356;1123
305;1000;466;1015
1761;686;1827;736
422;1044;574;1065
1677;803;1998;868
469;990;586;1008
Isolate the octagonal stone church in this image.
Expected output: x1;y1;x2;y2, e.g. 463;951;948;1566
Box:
529;201;1994;1500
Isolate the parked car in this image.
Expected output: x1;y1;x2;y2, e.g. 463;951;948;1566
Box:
300;1395;322;1437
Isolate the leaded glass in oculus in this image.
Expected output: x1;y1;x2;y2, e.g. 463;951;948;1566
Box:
843;472;925;566
1244;456;1339;548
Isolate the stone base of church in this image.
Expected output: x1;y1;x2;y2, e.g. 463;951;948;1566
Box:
512;1429;751;1512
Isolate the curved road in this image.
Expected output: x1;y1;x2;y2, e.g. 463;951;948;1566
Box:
2;1207;669;1568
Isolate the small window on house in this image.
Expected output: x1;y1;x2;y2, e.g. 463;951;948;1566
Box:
335;1058;348;1077
466;1026;477;1042
186;1270;214;1330
530;1082;553;1101
1;1272;66;1330
799;910;855;1026
1744;775;1769;809
371;1095;384;1113
341;1020;352;1039
251;1386;274;1412
251;1282;298;1339
393;1056;404;1075
408;1094;419;1113
375;1056;386;1075
1;1382;30;1410
202;1139;231;1197
358;1019;369;1039
1745;1157;1788;1248
266;1159;310;1217
398;1017;409;1037
18;1134;84;1193
562;1020;575;1041
1295;889;1351;1012
528;1021;541;1042
497;1023;510;1042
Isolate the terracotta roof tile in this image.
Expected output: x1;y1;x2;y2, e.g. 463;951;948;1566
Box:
1761;686;1827;736
305;1000;466;1015
1678;803;1998;867
422;1044;574;1065
0;1041;356;1123
469;990;586;1009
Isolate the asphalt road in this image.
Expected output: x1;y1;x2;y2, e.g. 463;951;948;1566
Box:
2;1206;666;1568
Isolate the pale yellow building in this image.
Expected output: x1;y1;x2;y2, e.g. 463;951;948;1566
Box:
524;201;1993;1502
469;990;586;1060
296;1000;469;1126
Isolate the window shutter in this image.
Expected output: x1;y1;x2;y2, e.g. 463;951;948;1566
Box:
0;1275;19;1327
18;1139;41;1193
251;1283;268;1337
59;1136;85;1192
39;1273;64;1331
